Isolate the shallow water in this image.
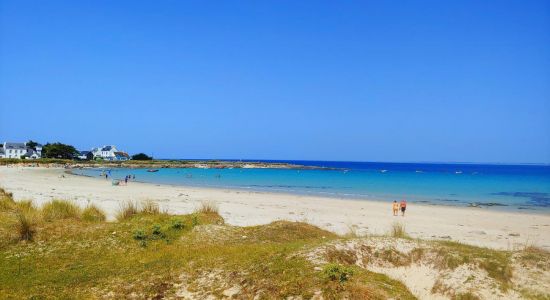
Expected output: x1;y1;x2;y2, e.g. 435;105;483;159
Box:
74;161;550;212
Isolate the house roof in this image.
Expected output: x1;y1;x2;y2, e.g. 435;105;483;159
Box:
5;142;26;150
114;151;129;158
101;146;113;151
80;151;91;155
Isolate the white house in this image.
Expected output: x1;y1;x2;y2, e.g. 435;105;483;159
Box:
91;145;130;161
0;142;41;159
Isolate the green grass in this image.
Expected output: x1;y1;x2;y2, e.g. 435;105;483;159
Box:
0;189;416;299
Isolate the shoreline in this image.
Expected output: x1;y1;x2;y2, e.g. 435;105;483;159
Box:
0;158;337;170
1;166;550;250
70;167;549;215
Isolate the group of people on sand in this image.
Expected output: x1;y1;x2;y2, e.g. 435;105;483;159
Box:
392;200;407;216
123;174;136;185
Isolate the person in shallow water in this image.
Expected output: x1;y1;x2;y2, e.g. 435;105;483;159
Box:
400;200;407;216
392;200;399;216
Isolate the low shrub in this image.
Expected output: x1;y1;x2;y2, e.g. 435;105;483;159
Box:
133;229;147;240
82;205;106;222
152;224;163;236
42;200;82;221
323;263;354;283
170;219;184;230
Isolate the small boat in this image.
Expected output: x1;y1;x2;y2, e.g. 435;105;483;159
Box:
147;169;159;173
455;171;463;174
380;170;388;173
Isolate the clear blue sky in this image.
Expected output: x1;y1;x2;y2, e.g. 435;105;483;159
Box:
1;1;549;163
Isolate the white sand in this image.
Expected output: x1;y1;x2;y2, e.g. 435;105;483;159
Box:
1;166;549;250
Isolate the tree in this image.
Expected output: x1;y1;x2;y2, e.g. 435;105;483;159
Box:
131;153;152;160
42;143;78;159
26;140;38;150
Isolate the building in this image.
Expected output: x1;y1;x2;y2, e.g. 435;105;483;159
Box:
1;142;28;159
0;142;43;159
91;145;130;161
77;151;94;160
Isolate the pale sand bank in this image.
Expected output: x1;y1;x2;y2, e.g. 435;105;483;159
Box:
1;166;549;250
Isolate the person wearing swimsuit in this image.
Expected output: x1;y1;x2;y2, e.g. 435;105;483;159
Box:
400;200;407;216
392;201;399;216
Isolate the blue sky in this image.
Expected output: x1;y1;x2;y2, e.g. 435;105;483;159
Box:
1;1;549;163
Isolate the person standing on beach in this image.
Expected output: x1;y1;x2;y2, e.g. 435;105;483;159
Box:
400;200;407;216
392;200;399;216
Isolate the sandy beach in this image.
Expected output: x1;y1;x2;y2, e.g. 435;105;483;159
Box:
1;166;549;251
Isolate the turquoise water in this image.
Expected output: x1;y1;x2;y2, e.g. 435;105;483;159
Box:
74;161;550;212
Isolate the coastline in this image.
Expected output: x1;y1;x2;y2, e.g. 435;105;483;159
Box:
67;168;550;215
1;166;549;250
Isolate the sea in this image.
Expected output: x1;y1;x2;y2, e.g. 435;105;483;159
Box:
74;160;550;213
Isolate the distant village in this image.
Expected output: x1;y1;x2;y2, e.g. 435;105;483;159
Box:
0;141;133;161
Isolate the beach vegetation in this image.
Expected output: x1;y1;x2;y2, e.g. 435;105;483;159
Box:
82;205;106;222
116;200;164;221
116;200;140;220
41;199;82;221
15;200;36;213
196;200;219;215
0;188;547;299
0;188;15;211
454;292;481;300
432;240;513;290
390;221;408;238
323;263;354;283
14;210;38;241
141;200;161;215
170;218;184;230
325;246;357;265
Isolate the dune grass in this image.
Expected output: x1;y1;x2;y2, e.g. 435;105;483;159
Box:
0;188;416;299
2;188;544;298
140;199;161;215
390;221;408;238
14;211;37;241
41;199;82;221
82;205;106;222
431;240;513;290
196;200;219;214
116;200;163;221
116;200;140;220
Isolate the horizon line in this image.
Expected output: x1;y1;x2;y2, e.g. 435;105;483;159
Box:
154;157;550;166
